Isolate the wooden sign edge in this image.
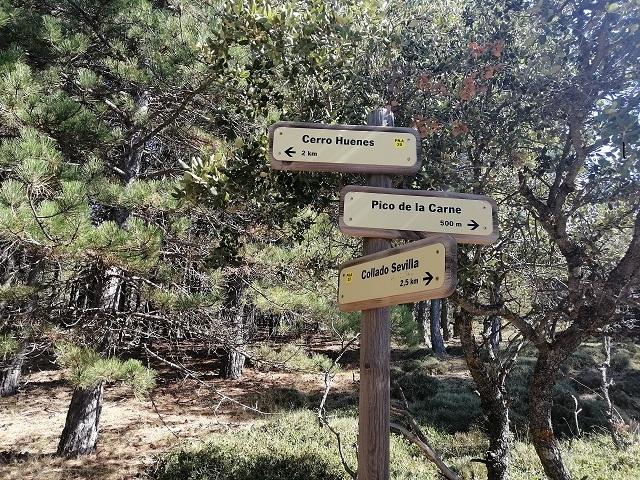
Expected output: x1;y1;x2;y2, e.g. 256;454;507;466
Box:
267;122;421;174
338;185;500;245
337;235;458;312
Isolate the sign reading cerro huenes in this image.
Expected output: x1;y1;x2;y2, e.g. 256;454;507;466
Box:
338;235;457;312
268;121;420;174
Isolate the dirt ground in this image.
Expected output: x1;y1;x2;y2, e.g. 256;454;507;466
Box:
0;360;354;480
0;343;469;480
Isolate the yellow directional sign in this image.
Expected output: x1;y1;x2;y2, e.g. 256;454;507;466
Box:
338;236;457;312
268;122;420;174
340;186;498;245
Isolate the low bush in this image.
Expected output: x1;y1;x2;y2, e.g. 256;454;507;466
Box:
244;388;309;413
250;344;335;373
152;410;444;480
152;409;640;480
400;357;445;375
611;350;632;371
393;371;440;402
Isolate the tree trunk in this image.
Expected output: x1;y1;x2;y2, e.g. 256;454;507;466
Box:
57;382;104;457
530;349;572;480
441;299;450;341
415;301;428;346
484;395;511;480
600;335;625;449
459;309;511;480
220;269;246;380
489;279;503;352
0;346;27;397
452;306;462;338
430;300;446;356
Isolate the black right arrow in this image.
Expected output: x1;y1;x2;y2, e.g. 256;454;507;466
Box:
423;272;433;286
468;219;479;231
284;146;296;158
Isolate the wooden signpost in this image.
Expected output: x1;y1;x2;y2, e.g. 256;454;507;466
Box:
338;235;457;312
339;186;499;244
268;109;496;480
268;121;420;174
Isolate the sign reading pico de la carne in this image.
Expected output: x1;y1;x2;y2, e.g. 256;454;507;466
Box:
339;186;499;245
337;235;457;312
268;121;420;174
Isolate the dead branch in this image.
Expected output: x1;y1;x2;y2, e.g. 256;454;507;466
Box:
391;388;461;480
316;334;359;480
142;344;270;416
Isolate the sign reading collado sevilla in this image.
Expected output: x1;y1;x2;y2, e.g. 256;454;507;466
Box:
268;121;420;174
339;186;499;245
338;236;457;312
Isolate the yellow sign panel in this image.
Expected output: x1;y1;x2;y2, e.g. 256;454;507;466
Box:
269;122;420;174
338;236;456;312
340;187;498;244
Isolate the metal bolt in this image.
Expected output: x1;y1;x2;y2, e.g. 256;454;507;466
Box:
436;250;440;254
279;131;283;135
349;217;352;221
436;276;440;281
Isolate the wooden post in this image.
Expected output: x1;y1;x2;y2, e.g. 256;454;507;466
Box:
358;108;393;480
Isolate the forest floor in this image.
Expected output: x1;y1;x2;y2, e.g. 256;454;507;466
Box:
2;339;639;479
0;339;392;480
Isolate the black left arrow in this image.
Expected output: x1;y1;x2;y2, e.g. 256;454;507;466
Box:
423;272;433;286
468;219;479;231
284;146;296;157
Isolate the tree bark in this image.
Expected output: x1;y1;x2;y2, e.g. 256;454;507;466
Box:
57;382;104;457
452;306;462;338
600;335;625;449
441;299;450;341
430;300;446;356
220;269;246;380
459;309;511;480
415;301;428;346
0;346;27;397
530;349;572;480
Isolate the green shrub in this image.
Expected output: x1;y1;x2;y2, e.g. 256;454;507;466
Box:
245;388;309;413
564;345;601;371
611;350;632;371
153;410;640;480
55;342;155;395
250;344;335;373
409;381;482;433
0;334;20;360
619;371;640;396
400;357;445;375
153;410;443;480
393;371;440;402
391;305;422;347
